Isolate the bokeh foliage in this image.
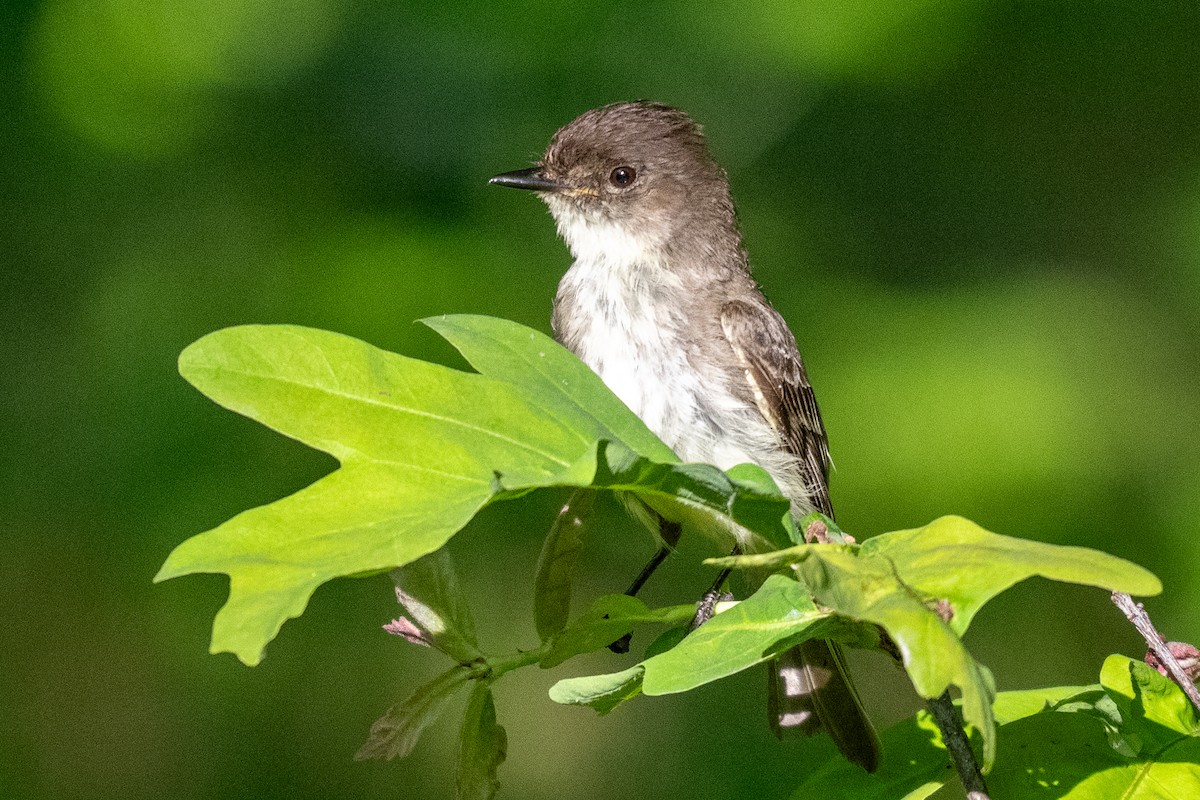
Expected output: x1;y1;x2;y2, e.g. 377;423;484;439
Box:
4;1;1200;798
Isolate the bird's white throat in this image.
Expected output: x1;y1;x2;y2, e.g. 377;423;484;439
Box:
545;196;668;270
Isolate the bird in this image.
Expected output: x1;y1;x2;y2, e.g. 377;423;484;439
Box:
489;101;880;772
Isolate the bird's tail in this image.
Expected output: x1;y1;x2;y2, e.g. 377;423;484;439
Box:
768;638;881;772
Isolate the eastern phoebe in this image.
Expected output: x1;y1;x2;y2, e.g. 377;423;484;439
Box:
490;101;880;772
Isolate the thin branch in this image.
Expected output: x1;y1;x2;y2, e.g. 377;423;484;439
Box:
926;691;990;800
1111;591;1200;712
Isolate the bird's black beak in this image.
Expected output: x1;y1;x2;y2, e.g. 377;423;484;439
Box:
488;167;561;192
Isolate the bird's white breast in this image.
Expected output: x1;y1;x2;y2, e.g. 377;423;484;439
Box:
555;271;780;472
550;207;810;512
557;250;698;450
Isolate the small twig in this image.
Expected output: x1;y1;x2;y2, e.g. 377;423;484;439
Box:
926;691;990;800
1111;591;1200;712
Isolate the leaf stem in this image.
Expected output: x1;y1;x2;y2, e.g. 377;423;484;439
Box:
483;645;551;678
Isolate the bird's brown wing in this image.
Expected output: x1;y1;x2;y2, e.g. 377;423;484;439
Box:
721;298;879;772
719;298;833;516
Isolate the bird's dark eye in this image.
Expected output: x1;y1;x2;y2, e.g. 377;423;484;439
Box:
609;166;637;188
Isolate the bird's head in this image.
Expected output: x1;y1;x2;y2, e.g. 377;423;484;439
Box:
490;101;734;265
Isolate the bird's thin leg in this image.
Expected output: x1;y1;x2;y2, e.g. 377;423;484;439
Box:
624;517;682;596
689;546;740;631
624;544;672;598
607;518;683;653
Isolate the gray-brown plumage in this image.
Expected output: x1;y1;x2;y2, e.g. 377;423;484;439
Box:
490;101;880;772
720;298;833;517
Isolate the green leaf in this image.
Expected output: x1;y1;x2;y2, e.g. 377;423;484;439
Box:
1100;654;1200;741
643;625;690;659
391;548;481;663
724;463;801;544
158;323;600;664
639;575;835;696
991;684;1098;725
354;666;471;761
706;518;1162;769
800;661;1200;799
423;315;677;464
547;665;645;714
990;708;1145;798
457;682;507;800
982;657;1200;798
548;576;876;715
786;544;1000;769
861;515;1163;633
714;516;1161;635
533;489;595;641
791;712;948;800
587;440;795;552
159;319;802;665
986;658;1200;798
539;594;695;668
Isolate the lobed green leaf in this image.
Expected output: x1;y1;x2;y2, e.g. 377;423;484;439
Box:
990;684;1097;725
158;319;799;665
861;515;1162;633
705;516;1162;768
787;544;999;769
585;441;795;552
158;322;595;663
1099;654;1200;742
712;516;1160;637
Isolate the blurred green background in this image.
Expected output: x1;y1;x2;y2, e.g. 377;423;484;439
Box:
5;1;1200;798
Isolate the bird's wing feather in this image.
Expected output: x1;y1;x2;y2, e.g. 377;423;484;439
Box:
719;298;832;516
